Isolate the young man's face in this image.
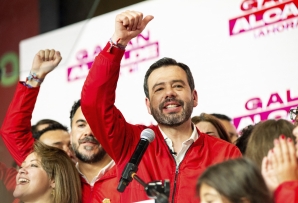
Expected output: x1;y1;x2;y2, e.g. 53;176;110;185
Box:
39;130;75;162
145;65;198;127
70;107;106;163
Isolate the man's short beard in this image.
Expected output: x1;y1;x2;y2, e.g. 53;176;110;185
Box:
72;143;106;164
150;98;193;127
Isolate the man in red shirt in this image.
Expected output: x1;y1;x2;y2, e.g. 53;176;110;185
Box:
81;10;241;203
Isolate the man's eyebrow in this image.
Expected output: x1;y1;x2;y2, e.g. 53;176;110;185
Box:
152;82;165;91
152;80;186;90
172;79;186;84
75;119;86;123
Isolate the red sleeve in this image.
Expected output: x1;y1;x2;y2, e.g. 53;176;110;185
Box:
274;181;298;203
81;43;142;164
0;162;17;192
229;145;242;158
0;82;39;165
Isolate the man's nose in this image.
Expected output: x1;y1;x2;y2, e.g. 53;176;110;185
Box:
165;87;177;99
83;125;94;137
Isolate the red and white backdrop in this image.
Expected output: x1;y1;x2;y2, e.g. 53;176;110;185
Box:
19;0;298;132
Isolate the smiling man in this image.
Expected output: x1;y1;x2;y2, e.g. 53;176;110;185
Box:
81;10;241;203
69;100;118;202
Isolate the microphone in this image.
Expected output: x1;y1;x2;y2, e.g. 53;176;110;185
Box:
117;128;155;192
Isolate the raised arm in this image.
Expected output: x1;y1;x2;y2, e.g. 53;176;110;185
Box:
81;11;153;161
0;49;62;165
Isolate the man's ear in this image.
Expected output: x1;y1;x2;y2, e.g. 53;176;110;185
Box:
145;97;152;115
193;90;198;107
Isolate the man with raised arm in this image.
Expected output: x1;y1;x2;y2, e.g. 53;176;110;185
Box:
81;10;241;203
1;49;119;203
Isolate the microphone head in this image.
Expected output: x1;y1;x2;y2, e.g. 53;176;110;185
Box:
140;128;155;143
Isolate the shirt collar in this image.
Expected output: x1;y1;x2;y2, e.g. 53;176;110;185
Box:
76;160;115;186
159;123;199;143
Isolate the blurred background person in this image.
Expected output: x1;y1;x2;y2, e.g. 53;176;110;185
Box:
235;124;255;155
245;119;295;169
11;121;76;174
34;123;75;162
289;106;298;126
31;119;62;139
192;113;231;143
211;113;238;143
197;158;273;203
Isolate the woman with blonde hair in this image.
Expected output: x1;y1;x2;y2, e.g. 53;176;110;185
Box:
13;141;81;203
245;119;295;169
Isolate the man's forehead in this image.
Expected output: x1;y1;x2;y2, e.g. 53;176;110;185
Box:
40;134;70;147
73;106;86;119
149;65;184;75
149;67;187;83
72;107;85;123
40;130;69;140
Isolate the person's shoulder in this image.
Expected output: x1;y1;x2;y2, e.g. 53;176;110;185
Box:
202;133;241;158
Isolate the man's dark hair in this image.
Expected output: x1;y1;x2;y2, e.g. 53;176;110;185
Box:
34;123;68;140
70;99;81;127
143;57;195;98
32;119;62;139
235;124;255;155
211;113;231;122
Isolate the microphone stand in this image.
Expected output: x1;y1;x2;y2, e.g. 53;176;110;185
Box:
132;173;170;203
